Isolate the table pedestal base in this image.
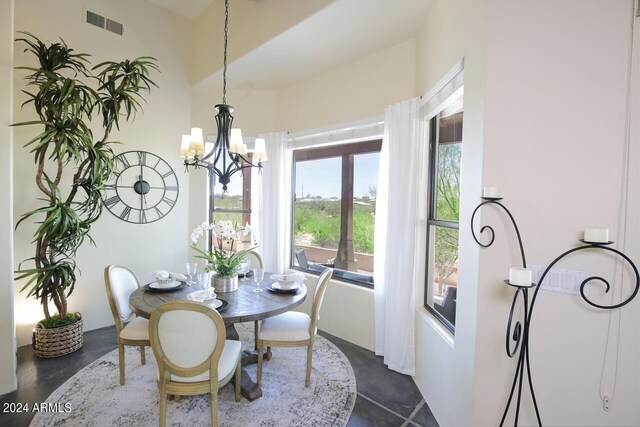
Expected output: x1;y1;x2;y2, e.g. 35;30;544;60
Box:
226;324;270;402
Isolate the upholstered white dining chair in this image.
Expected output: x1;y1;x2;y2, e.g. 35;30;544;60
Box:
104;265;151;386
149;301;242;427
257;267;333;387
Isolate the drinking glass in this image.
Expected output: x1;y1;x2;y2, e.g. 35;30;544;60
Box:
239;260;249;282
253;268;265;293
186;262;197;285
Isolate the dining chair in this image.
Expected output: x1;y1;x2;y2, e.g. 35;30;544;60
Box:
257;267;333;387
104;265;151;386
244;250;264;349
149;301;242;427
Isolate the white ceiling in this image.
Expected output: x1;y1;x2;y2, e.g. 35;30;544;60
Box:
150;0;435;89
148;0;213;20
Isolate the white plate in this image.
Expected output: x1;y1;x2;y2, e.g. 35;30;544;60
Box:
273;282;299;291
149;281;180;290
270;273;303;282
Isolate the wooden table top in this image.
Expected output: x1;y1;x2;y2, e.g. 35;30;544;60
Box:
129;276;307;324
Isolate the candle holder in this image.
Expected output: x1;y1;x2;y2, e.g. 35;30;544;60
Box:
471;198;640;426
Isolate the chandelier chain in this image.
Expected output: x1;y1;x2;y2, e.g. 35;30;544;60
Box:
223;0;229;104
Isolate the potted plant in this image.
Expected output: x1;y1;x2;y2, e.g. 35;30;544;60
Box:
190;221;255;292
13;33;158;358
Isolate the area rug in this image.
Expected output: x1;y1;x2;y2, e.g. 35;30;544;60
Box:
30;323;356;427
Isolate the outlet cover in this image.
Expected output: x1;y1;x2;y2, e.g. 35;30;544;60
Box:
530;265;590;297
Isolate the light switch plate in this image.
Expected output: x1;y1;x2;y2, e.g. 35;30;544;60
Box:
530;265;590;297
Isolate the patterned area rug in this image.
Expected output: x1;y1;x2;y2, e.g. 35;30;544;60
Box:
30;323;356;427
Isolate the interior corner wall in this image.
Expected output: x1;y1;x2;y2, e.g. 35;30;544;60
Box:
276;38;416;133
13;0;193;346
412;1;486;426
0;0;17;395
473;1;638;426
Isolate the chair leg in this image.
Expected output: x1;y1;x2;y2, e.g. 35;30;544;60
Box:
211;386;219;427
174;395;181;403
257;340;264;386
266;346;272;361
159;383;167;427
254;320;259;351
235;360;241;402
305;342;313;387
140;345;146;365
118;343;125;386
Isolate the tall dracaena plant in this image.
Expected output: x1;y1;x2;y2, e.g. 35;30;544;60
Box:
14;32;159;322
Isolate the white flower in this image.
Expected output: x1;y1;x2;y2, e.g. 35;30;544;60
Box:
242;222;253;235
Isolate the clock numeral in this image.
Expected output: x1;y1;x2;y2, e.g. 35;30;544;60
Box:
104;195;120;208
119;206;132;221
162;197;175;207
166;186;178;192
104;184;116;190
137;151;147;165
161;171;174;179
154;206;164;218
140;209;147;224
153;157;162;169
118;155;131;170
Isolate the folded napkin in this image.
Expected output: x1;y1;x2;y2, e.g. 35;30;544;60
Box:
154;270;188;282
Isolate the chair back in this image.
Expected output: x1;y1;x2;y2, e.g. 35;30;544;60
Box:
310;268;333;334
245;250;264;269
295;250;309;268
104;265;141;332
149;301;225;382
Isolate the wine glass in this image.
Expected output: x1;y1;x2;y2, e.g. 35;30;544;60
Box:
253;268;265;293
186;262;197;286
239;260;249;282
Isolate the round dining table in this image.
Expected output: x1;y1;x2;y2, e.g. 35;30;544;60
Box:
129;275;307;401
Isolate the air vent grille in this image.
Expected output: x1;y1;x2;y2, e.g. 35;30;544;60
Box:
85;10;124;36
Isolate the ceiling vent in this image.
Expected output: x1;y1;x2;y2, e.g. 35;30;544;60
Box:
85;10;124;36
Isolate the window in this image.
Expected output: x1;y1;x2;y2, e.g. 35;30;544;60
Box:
425;93;463;332
211;157;252;226
291;140;381;287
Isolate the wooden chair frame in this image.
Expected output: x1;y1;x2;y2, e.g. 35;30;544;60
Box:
104;265;150;386
245;251;265;350
257;268;333;387
149;301;241;427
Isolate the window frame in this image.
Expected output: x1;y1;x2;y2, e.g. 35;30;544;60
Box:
289;139;382;289
424;114;461;333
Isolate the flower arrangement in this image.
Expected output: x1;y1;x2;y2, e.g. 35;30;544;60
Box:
190;221;256;278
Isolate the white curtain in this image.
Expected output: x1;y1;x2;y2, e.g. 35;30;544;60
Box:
257;131;291;273
374;97;423;375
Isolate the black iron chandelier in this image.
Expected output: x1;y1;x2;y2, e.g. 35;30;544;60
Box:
180;0;267;192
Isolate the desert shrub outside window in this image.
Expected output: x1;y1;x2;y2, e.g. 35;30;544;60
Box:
291;140;381;287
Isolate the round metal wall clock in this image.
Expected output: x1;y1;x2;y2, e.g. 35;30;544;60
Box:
103;150;179;224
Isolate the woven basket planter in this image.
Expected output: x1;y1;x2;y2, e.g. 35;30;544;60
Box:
33;313;83;358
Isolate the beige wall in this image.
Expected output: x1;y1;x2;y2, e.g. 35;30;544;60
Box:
192;0;333;84
412;2;486;427
0;0;16;395
277;38;416;132
13;0;193;346
474;1;638;425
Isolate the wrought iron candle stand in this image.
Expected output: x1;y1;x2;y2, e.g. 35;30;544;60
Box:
471;197;640;427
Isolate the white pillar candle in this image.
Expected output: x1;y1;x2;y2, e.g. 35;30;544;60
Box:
509;267;532;286
483;186;502;198
584;228;609;243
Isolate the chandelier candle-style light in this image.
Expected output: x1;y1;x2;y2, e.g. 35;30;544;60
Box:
180;0;267;193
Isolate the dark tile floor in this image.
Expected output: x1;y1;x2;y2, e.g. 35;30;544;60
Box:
0;326;438;427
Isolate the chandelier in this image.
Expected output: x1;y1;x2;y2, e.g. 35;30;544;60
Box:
180;0;267;192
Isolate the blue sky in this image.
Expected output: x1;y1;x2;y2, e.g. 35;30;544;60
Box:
295;152;380;199
216;152;380;199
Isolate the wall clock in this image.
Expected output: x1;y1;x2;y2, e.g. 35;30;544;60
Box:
103;150;179;224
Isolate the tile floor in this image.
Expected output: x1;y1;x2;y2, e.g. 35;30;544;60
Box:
0;326;438;427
